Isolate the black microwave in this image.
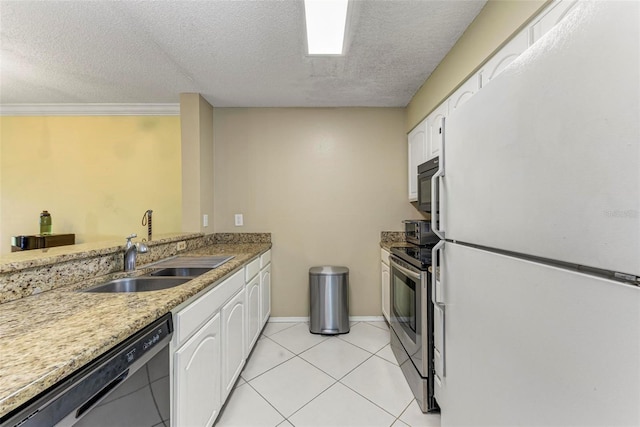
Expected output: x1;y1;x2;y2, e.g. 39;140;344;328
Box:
417;157;439;212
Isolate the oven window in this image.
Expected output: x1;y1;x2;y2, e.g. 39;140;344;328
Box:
393;271;416;335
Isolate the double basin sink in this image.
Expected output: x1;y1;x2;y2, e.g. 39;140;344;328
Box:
83;256;234;293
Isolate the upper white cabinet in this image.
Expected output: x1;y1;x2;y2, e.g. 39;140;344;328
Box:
478;29;528;88
408;0;576;198
408;118;428;201
449;75;480;115
529;0;579;44
427;101;448;160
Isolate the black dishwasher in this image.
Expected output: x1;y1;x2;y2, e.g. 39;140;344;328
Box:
1;314;173;427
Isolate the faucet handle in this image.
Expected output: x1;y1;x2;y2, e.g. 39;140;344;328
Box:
125;234;137;247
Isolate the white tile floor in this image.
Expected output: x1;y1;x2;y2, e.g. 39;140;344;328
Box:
216;321;441;427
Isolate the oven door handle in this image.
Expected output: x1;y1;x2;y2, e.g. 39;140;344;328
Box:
390;256;421;281
432;117;445;240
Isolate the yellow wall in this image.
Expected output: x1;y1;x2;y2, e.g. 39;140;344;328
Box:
0;116;182;253
406;0;549;131
213;108;425;317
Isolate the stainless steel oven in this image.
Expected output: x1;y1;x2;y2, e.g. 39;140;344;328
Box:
389;252;437;412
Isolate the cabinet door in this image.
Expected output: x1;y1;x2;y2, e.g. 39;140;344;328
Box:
407;118;428;201
174;313;221;427
427;102;448;160
260;264;271;328
529;0;579;44
448;75;480;115
246;274;261;354
381;261;390;323
478;29;528;88
221;289;246;400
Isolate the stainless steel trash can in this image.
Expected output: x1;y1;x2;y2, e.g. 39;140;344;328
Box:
309;266;349;335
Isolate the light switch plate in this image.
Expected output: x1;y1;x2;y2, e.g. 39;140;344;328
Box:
234;214;243;226
203;214;209;227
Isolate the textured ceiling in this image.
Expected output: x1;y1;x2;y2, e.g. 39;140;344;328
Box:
0;0;486;107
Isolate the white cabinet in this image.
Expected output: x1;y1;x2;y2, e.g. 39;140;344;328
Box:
246;271;261;354
478;29;528;88
427;102;448;160
529;0;579;44
221;287;246;400
448;75;480;115
171;251;270;425
381;249;390;323
173;313;221;427
408;118;428;201
260;263;271;327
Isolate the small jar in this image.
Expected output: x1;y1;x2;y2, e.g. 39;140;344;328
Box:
40;210;52;235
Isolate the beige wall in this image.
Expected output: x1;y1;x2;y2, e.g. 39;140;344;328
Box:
180;93;214;233
406;0;549;131
213;108;424;317
0;116;182;254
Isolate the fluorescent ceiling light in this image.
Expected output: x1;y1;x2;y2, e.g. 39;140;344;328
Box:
304;0;349;55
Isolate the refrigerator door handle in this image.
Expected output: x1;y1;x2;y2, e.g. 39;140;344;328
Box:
432;117;445;239
431;240;445;305
432;241;446;378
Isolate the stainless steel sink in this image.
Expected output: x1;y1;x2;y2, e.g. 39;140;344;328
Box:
82;277;192;293
148;267;212;277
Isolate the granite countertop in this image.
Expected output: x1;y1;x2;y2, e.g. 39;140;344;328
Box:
0;242;271;419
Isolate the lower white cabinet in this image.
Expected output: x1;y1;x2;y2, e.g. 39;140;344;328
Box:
245;272;261;356
260;262;271;327
171;251;271;426
221;288;246;400
173;313;222;427
381;249;390;322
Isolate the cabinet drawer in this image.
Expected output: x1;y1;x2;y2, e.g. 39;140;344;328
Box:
245;258;260;282
174;269;244;347
260;250;271;269
381;249;390;265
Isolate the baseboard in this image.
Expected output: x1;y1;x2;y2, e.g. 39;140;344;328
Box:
268;316;386;323
268;317;309;323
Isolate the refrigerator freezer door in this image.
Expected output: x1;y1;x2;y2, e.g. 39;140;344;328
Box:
438;243;640;426
442;1;639;276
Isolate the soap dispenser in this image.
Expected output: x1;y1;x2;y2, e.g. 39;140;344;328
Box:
39;210;52;235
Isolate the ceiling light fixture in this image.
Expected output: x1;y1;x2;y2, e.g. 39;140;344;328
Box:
304;0;349;55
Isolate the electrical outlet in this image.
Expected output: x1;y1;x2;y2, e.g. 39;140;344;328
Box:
203;214;209;227
176;241;187;251
234;214;243;226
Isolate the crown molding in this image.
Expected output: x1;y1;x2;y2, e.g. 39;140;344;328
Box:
0;103;180;116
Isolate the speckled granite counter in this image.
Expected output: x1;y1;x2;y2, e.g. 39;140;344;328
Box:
0;241;271;419
380;231;410;251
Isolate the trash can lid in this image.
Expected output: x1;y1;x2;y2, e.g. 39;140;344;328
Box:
309;266;349;276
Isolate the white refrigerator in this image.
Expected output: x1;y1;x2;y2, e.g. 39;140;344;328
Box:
432;1;640;425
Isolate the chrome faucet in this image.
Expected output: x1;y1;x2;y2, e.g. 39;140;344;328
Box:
124;234;148;272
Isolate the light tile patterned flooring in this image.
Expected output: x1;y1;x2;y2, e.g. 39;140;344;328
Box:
216;321;441;427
